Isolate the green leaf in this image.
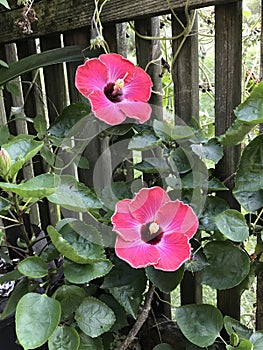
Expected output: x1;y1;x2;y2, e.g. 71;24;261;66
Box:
172;125;195;140
0;46;101;87
226;339;253;350
18;256;48;278
52;285;85;320
153;344;175;350
64;259;112;284
101;181;132;211
106;123;133;136
215;209;249;242
75;297;116;338
199;195;229;231
191;138;223;164
128;131;160;151
145;265;184;293
153;119;174;142
135;158;169;173
224;316;253;340
49;102;91;137
6;81;20;96
0;279;29;320
0;173;59;198
0;196;11;212
0;124;10;144
185;249;209;273
0;59;9;68
2;137;43;179
235;81;263;124
47;175;102;212
47;224;106;264
16;293;61;349
233;134;263;212
99;294;128;331
0;269;22;284
176;304;223;347
102;258;147;318
48;326;80;350
79;332;104;350
250;332;263;350
218;119;254;146
201;241;250;290
40;145;55;166
34;114;47;136
169;148;191;174
0;0;10;9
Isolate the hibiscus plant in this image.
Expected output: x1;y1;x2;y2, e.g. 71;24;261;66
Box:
0;48;263;350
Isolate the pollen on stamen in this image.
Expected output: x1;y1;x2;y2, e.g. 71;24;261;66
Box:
113;72;129;92
149;222;160;234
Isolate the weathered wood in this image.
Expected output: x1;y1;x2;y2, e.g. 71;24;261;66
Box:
215;1;242;320
0;0;238;44
172;11;199;122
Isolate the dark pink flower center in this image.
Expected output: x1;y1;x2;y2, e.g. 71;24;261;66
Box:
141;222;163;245
104;82;124;103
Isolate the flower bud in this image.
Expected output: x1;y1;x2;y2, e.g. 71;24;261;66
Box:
0;148;12;179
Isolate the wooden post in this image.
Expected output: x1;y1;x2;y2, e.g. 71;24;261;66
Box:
215;1;242;320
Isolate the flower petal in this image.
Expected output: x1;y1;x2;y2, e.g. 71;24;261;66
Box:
115;236;160;268
111;199;141;241
88;90;126;125
99;53;135;83
157;201;198;239
123;66;153;101
75;58;108;97
119;100;152;123
155;233;191;271
129;187;170;224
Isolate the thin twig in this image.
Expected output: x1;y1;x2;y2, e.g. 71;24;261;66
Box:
116;283;155;350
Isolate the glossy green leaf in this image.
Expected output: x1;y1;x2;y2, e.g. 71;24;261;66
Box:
234;134;263;212
0;269;22;284
217;119;253;146
0;46;101;86
199;195;229;231
2;138;43;178
102;258;147;318
48;326;80;350
128;131;160;151
52;285;85;319
250;332;263;350
47;175;102;211
0;196;11;212
235;81;263;123
16;293;61;349
49;102;91;137
64;259;112;284
145;265;184;293
47;224;106;264
169;148;191;174
106;123;133;136
153;119;174;141
215;209;249;242
99;294;128;331
134;158;169;173
18;256;48;278
202;241;250;290
79;332;104;350
191;138;223;164
226;339;253;350
0;279;28;320
176;304;223;347
0;173;59;198
224;316;253;340
75;297;115;338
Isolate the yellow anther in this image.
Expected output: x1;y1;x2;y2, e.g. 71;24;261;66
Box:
113;72;128;92
149;222;159;234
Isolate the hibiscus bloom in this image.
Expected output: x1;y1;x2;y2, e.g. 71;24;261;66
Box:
75;53;153;125
111;187;199;271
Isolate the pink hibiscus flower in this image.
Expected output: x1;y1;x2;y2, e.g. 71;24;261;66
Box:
75;53;153;125
111;187;199;271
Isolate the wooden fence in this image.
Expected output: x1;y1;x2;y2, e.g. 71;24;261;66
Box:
0;0;259;333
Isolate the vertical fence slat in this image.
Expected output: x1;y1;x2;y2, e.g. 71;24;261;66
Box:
172;11;201;305
215;1;242;320
172;11;199;123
